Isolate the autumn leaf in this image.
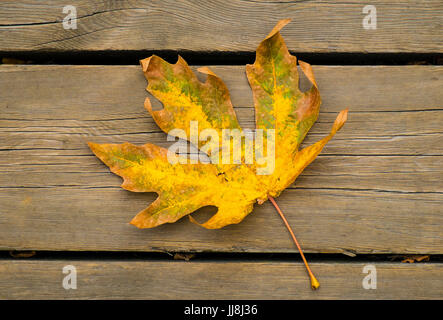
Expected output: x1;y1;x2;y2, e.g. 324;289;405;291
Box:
88;142;266;228
90;19;347;229
89;19;348;289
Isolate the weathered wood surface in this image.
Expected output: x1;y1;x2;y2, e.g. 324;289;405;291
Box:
0;260;441;299
0;1;442;53
0;65;442;254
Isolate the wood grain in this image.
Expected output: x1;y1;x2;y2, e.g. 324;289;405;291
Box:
0;260;441;299
0;1;441;53
0;65;442;254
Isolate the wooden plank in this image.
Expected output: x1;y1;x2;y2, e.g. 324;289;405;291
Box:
2;155;442;193
0;260;441;299
1;65;440;113
0;65;442;254
0;187;441;254
0;1;441;53
1;65;442;155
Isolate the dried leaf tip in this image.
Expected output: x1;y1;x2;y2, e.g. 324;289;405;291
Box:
332;108;349;134
139;57;152;72
197;66;218;77
265;18;292;39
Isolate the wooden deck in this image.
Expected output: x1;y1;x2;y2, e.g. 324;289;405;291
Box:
0;0;441;53
0;1;442;300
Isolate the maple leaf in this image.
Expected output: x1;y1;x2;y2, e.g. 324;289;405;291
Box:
89;19;348;289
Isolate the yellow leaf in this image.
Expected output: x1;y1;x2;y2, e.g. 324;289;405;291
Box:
89;19;348;230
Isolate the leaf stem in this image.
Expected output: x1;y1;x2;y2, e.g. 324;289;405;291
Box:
268;196;320;290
